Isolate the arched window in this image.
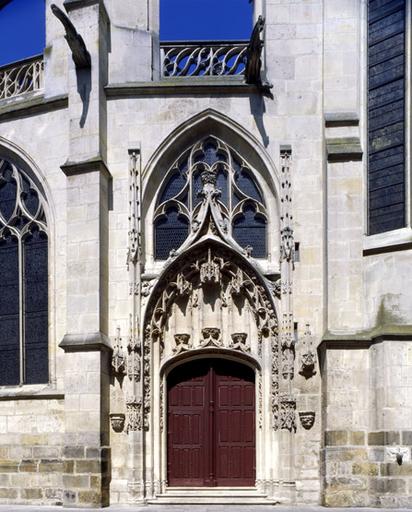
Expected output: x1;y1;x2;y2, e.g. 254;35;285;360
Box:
154;137;267;259
0;157;48;386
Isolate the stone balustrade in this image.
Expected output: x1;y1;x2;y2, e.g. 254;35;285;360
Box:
0;55;44;101
160;41;247;78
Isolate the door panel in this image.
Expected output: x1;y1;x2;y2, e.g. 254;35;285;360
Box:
167;361;209;486
214;361;255;486
167;359;255;487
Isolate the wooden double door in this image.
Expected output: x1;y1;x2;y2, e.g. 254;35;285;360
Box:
167;358;255;487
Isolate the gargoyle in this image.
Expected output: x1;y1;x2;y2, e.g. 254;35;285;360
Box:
245;15;272;91
51;3;91;68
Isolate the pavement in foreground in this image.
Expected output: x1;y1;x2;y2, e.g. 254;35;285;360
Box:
0;506;411;512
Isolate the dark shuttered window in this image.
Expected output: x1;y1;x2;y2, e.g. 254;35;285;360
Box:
368;0;406;234
0;158;48;386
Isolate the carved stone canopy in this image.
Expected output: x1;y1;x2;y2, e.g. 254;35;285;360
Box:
144;241;278;364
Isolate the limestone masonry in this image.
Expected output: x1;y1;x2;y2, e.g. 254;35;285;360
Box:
0;0;411;508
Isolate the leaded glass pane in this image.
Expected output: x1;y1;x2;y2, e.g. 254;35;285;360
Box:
235;167;264;203
0;157;48;386
155;208;189;259
0;234;20;386
233;204;266;258
0;162;17;223
24;230;48;384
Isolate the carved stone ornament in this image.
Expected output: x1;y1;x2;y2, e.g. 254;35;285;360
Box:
141;280;154;297
127;351;141;381
50;4;91;68
109;413;125;433
385;446;410;465
200;249;221;284
200;327;222;348
280;396;296;433
230;332;249;352
244;15;272;91
299;323;317;379
173;333;191;355
111;327;126;376
126;396;142;432
143;329;151;431
299;411;315;430
281;345;295;380
271;336;280;430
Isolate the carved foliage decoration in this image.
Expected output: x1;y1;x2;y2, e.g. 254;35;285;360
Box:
279;148;296;382
146;244;277;358
173;333;191;354
271;335;279;429
200;327;222;348
126;395;142;432
279;149;294;265
280;395;296;433
230;332;249;352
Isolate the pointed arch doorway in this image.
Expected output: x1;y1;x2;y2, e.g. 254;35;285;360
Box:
167;358;255;487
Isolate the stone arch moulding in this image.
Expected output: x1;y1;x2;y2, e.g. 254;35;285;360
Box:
140;238;282;497
0;136;57;388
142;108;281;195
142;108;281;267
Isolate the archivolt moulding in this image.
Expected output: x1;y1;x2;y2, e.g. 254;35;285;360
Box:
142;108;280;211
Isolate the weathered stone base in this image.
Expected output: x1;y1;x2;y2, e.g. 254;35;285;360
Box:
0;435;64;506
323;430;412;508
62;446;110;507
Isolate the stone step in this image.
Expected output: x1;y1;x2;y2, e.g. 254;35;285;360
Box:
149;498;275;504
149;491;276;504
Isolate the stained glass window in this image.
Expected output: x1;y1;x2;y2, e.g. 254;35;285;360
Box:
154;137;267;259
0;157;48;386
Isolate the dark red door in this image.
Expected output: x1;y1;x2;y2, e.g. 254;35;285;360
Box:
167;359;255;487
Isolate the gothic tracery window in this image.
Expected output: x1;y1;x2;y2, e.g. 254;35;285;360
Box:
0;157;48;386
154;137;267;259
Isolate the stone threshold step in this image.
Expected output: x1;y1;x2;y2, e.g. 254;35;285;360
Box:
149;497;275;504
164;487;260;495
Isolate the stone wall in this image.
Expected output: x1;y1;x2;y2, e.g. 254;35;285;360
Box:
324;430;412;508
0;399;64;505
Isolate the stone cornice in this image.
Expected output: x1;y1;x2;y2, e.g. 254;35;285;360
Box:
320;324;412;349
105;80;258;98
60;332;112;353
0;94;68;123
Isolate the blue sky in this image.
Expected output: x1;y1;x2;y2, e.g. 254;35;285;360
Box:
160;0;253;41
0;0;252;66
0;0;45;66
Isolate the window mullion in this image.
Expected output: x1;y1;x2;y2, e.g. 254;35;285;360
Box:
18;236;25;385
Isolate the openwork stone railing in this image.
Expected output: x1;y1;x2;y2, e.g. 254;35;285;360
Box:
0;55;44;100
161;41;248;78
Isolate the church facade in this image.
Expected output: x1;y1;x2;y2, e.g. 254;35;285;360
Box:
0;0;411;508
